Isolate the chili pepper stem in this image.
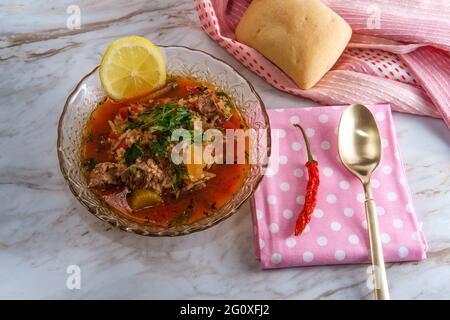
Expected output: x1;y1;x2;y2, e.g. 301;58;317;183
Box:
293;124;314;162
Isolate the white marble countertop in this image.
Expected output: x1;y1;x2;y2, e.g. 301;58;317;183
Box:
1;0;449;299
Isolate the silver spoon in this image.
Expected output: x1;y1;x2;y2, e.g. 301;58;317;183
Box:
338;104;390;300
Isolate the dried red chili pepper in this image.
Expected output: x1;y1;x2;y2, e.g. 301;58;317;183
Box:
293;124;320;236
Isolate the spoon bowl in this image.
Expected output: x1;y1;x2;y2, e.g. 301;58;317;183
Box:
338;104;390;300
338;104;382;183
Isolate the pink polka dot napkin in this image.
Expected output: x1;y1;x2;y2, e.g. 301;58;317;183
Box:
251;104;427;269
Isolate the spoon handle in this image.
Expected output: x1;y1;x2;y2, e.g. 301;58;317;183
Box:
364;182;390;300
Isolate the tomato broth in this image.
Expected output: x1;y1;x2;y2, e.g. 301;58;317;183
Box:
82;76;249;227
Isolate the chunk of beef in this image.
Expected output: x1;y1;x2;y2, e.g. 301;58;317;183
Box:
196;92;231;120
89;162;123;188
197;93;216;116
121;158;167;194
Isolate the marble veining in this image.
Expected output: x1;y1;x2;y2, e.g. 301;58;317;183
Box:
0;0;449;299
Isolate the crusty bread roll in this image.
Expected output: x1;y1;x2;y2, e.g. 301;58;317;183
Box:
235;0;352;90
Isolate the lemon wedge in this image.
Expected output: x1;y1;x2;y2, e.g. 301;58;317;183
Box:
99;36;166;100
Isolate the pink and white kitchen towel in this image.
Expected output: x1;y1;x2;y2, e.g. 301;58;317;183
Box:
195;0;450;129
251;105;427;269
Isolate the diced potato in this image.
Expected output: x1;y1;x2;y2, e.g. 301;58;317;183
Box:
186;163;204;181
185;143;206;181
128;189;162;210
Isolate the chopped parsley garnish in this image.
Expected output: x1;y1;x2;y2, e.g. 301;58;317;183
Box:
127;109;133;123
125;120;145;131
129;166;138;175
86;132;94;142
215;91;233;112
138;102;193;157
83;158;96;171
149;135;169;157
171;200;194;225
140;102;192;132
196;86;207;93
149;102;192;132
124;143;144;165
172;164;187;190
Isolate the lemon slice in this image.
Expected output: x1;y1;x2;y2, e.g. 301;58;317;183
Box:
99;36;166;100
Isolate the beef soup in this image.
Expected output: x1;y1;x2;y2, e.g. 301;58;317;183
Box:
81;76;249;227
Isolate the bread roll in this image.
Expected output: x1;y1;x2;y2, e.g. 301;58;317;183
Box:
235;0;352;90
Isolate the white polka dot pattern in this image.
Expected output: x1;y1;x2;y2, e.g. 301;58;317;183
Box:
293;168;304;178
271;253;282;264
348;234;360;245
291;142;301;151
303;225;311;233
283;209;293;219
381;233;391;244
357;193;365;203
339;180;350;190
317;236;328;246
279;155;288;164
256;209;263;220
313;209;324;218
393;219;404;229
289;116;299;124
320;141;331;150
306;128;315;137
319;114;329;123
277;129;286;138
296;195;305;205
323;167;333;177
382;165;392;175
269;223;279;233
248;106;426;268
344;208;354;217
335;250;346;261
398;247;409;258
331;221;342;231
303;251;314;263
387;192;398;201
285;237;296;248
267;195;277;205
361;220;368;230
326;194;337;204
259;238;265;249
371;179;380;188
280;182;290;192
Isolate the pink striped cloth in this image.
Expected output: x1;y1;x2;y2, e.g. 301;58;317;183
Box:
194;0;450;129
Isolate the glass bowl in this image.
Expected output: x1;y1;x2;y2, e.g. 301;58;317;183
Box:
57;45;271;236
